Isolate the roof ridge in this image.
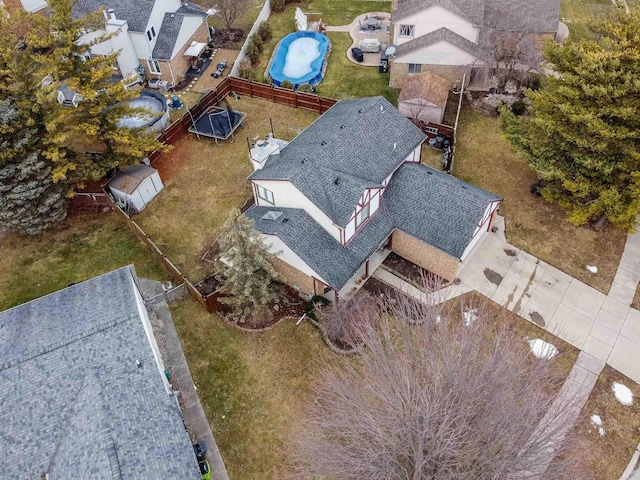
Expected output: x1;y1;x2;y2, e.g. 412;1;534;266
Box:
0;311;140;372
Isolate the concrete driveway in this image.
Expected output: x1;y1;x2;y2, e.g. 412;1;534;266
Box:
458;215;640;383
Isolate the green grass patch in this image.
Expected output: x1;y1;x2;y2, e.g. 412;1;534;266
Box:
0;213;166;311
316;32;399;102
307;0;391;26
171;298;333;479
560;0;616;41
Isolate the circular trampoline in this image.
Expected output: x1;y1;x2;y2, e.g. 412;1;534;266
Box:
268;31;330;87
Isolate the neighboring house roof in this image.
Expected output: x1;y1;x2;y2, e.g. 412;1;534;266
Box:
393;0;559;33
399;71;450;107
108;163;157;194
153;6;207;60
0;267;201;480
395;27;491;62
72;0;156;32
395;0;485;25
247;164;501;291
249;96;426;228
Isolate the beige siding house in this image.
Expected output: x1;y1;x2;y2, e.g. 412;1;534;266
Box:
245;97;502;301
389;0;561;89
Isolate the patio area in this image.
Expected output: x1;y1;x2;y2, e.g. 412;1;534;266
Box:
325;12;391;67
187;48;241;93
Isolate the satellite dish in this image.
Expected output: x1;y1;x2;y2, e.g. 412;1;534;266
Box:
385;45;397;56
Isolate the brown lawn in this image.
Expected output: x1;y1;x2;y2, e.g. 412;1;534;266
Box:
453;106;626;294
135;96;319;282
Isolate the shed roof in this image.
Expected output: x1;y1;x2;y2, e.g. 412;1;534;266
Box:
0;267;201;480
399;71;451;108
108;163;158;195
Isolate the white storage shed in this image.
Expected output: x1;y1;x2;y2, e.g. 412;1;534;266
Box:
108;164;164;213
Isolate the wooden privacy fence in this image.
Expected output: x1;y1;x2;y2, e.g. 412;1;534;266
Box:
149;77;336;162
109;196;224;313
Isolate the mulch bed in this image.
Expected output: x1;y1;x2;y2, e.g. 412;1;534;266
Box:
381;252;443;289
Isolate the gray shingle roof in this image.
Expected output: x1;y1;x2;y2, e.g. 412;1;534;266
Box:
72;0;157;32
247;164;501;291
0;267;201;480
395;27;492;62
386;163;501;259
395;0;485;25
249;96;426;228
152;12;185;60
177;2;206;15
393;0;559;33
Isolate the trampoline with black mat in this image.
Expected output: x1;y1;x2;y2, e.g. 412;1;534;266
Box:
188;102;246;144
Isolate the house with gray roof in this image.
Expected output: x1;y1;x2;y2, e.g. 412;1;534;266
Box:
245;96;501;301
73;0;209;86
0;266;202;479
388;0;561;89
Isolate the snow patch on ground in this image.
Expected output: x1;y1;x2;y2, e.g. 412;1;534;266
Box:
590;414;605;436
612;382;634;406
463;308;477;326
525;338;559;359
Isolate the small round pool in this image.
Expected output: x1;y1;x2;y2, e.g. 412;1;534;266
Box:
269;31;330;87
117;89;169;133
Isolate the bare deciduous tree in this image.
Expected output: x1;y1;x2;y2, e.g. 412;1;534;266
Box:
317;292;379;349
214;0;251;32
295;291;585;479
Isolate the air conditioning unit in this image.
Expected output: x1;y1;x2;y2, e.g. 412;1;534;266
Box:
158;80;170;91
148;78;161;90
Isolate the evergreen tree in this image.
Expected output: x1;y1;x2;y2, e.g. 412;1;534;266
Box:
0;100;67;235
500;7;640;231
40;0;168;184
215;210;282;323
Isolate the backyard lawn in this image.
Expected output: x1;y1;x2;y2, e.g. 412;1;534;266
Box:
560;0;616;41
0;213;165;311
561;365;640;479
252;2;398;102
453;106;627;294
135;96;319;282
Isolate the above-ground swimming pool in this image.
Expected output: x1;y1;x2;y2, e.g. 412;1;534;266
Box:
269;31;330;87
117;89;169;134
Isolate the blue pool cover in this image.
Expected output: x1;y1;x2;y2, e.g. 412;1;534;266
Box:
269;31;330;87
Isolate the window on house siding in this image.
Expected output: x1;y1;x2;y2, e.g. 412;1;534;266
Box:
148;59;161;74
257;185;274;204
344;218;356;244
399;25;415;37
356;202;370;228
408;63;422;74
147;26;156;41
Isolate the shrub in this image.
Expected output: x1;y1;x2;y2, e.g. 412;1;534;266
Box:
317;293;380;349
238;58;256;79
524;73;542;91
297;83;314;93
272;0;285;13
511;99;526;116
257;21;272;42
304;295;331;321
249;34;263;54
244;41;260;65
279;79;294;90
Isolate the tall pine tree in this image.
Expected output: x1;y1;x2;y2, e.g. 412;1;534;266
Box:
500;6;640;231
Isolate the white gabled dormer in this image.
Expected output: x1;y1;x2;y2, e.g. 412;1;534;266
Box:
341;187;383;245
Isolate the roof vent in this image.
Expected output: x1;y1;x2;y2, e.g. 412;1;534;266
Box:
380;105;383;112
340;124;346;129
136;359;143;368
427;171;433;175
261;211;283;221
358;109;363;113
301;159;307;163
321;141;326;146
393;142;396;150
282;218;289;223
334;177;341;185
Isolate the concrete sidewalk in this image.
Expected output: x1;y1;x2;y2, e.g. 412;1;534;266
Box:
458;216;640;383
